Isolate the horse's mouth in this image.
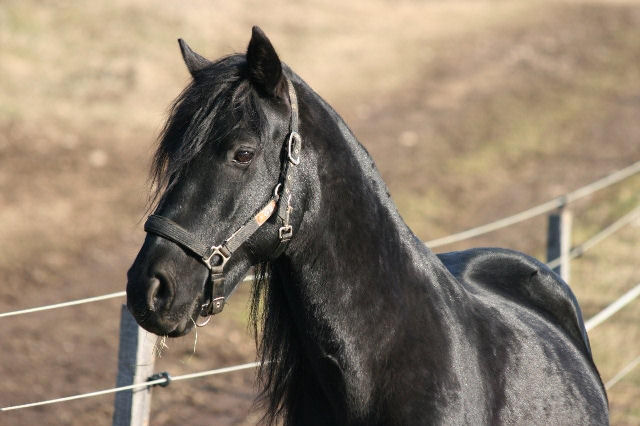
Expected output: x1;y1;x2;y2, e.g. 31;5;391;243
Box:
166;311;198;337
132;298;202;338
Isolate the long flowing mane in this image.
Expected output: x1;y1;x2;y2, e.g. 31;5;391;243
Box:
250;262;305;424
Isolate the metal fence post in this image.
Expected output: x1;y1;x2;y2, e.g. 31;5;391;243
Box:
112;305;155;426
547;207;573;283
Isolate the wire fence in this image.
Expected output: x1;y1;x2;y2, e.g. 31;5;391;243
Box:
2;281;638;412
546;205;640;270
1;160;640;414
426;160;640;248
584;283;640;332
605;355;640;390
0;362;261;412
0;291;127;319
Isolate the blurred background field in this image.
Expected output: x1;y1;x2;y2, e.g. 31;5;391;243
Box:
1;0;639;424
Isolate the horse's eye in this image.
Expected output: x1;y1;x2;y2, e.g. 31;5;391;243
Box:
233;149;254;164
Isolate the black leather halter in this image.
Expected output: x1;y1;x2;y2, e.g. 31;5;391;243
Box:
143;77;301;323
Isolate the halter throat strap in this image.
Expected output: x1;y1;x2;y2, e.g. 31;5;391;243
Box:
143;76;301;319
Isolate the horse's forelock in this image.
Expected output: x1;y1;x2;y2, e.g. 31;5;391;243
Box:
148;54;261;209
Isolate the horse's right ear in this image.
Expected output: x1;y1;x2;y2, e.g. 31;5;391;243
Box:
246;26;286;97
178;39;211;77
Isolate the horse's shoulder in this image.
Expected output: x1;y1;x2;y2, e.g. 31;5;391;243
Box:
436;247;593;357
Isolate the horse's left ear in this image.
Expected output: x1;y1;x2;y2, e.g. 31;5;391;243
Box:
178;39;212;77
246;26;286;97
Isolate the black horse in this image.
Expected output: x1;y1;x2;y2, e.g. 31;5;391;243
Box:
127;27;608;425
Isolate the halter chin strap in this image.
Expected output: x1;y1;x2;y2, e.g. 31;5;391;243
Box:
143;77;301;322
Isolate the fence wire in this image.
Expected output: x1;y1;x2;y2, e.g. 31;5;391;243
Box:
426;160;640;248
0;362;261;412
3;350;639;412
585;283;640;332
0;291;127;319
546;205;640;270
0;275;255;319
605;355;640;390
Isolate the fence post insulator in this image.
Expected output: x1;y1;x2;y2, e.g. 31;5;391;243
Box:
147;372;171;388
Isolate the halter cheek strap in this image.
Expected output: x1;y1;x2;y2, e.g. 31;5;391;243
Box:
273;80;301;256
143;77;301;321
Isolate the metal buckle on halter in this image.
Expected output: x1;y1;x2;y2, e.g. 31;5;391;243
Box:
279;225;293;240
202;245;231;271
210;296;225;314
278;194;293;241
287;131;301;165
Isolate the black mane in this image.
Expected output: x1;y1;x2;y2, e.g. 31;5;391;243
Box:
250;262;305;424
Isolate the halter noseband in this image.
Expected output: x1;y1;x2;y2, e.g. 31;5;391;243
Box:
143;77;301;323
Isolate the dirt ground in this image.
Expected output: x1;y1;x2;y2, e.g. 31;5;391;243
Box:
1;0;639;424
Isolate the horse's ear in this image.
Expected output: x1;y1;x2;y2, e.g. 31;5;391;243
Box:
178;39;211;77
246;26;285;97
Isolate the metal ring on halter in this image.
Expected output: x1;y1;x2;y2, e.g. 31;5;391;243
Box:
195;314;212;327
273;183;282;199
202;245;230;270
288;132;301;165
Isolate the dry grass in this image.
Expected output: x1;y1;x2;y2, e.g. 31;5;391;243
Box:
1;0;639;424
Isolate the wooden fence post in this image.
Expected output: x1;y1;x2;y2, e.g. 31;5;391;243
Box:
547;207;573;283
112;305;155;426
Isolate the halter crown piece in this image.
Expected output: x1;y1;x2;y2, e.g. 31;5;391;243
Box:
143;77;301;325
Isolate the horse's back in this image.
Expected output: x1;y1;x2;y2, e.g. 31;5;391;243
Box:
436;248;608;424
437;247;593;359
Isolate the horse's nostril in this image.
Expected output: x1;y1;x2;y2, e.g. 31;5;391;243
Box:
147;274;173;311
146;277;160;310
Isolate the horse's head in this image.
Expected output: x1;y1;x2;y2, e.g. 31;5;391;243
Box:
126;27;303;336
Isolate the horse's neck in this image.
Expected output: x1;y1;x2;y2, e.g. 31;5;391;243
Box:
273;84;461;416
